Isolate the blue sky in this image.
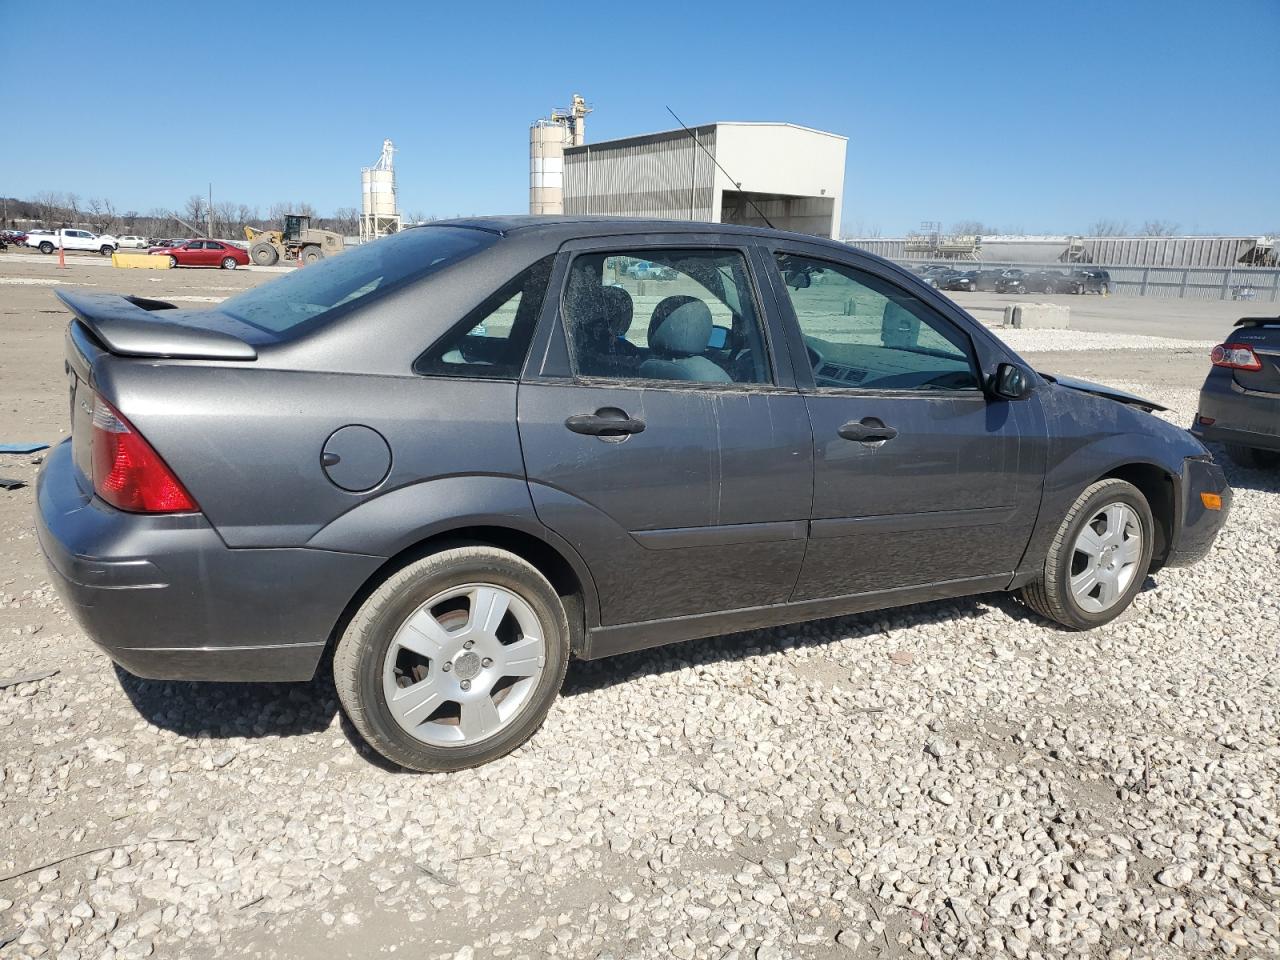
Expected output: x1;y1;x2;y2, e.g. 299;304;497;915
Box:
2;0;1277;236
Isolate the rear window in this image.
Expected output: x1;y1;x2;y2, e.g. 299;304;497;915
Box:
219;227;494;335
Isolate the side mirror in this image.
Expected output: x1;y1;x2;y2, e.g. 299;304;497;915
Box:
707;326;729;350
786;269;811;289
991;362;1033;400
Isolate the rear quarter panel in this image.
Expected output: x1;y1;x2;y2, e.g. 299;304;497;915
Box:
94;359;527;549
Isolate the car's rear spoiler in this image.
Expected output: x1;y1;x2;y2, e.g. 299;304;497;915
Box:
1234;316;1280;328
56;290;257;360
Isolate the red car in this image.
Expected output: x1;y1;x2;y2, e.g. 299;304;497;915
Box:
148;239;249;269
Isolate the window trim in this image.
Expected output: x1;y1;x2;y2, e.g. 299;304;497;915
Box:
550;244;782;391
413;254;555;381
768;248;986;398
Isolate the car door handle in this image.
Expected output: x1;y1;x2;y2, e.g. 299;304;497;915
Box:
565;409;647;437
838;420;898;442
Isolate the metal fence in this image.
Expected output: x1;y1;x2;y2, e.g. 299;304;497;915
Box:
890;259;1280;303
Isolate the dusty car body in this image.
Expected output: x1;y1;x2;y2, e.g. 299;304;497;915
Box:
36;217;1230;770
1193;316;1280;468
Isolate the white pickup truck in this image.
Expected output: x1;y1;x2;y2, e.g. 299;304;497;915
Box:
31;229;119;256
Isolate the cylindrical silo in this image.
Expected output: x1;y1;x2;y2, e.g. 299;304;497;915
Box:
361;169;373;219
530;120;569;215
368;167;396;217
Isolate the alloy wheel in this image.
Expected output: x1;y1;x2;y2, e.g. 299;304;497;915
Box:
1069;503;1142;612
381;583;547;747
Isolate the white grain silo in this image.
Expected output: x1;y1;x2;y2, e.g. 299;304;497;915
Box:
529;94;590;215
360;139;402;242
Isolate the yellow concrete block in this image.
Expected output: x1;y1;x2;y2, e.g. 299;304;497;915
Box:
112;253;172;269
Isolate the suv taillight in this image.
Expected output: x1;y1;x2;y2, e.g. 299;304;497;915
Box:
1210;343;1263;372
90;395;197;513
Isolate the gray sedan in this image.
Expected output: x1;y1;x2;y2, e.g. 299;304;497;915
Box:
37;217;1230;771
1192;316;1280;469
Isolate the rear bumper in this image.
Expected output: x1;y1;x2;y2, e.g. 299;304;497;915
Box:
35;440;382;681
1192;377;1280;452
1165;456;1231;568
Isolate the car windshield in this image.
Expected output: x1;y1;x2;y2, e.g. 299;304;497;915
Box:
219;227;494;336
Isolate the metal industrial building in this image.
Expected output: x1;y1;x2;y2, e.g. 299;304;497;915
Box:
553;122;847;239
846;234;1277;268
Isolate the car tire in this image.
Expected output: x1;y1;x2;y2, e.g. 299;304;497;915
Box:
221;256;237;270
334;545;570;772
1043;284;1055;294
1224;443;1280;469
100;245;113;256
1019;478;1154;630
39;241;53;255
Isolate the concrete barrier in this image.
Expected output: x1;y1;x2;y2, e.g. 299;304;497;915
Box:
112;253;171;269
1002;303;1069;329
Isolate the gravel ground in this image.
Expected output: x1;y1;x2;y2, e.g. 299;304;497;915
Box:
1;272;1278;959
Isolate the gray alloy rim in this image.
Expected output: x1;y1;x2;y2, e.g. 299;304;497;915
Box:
1069;502;1142;613
223;257;236;269
381;583;547;747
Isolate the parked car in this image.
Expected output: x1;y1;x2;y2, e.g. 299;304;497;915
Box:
995;269;1029;294
1023;270;1066;294
1191;315;1280;469
32;229;119;256
117;235;149;249
1062;269;1112;295
25;229;54;248
148;238;249;269
0;229;28;247
38;217;1230;771
149;238;183;247
941;270;980;292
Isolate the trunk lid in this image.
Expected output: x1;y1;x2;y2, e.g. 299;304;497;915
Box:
1228;317;1280;395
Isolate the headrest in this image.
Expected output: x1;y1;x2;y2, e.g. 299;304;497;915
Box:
601;286;633;337
650;299;713;357
882;300;920;349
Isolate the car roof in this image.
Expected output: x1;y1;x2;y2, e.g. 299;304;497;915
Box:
414;215;859;256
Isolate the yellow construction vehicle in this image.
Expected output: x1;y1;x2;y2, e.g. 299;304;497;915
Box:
245;214;343;266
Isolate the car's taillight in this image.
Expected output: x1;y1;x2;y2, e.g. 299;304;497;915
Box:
1210;343;1263;371
90;395;197;513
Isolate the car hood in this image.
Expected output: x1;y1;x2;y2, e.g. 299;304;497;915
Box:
1038;372;1168;412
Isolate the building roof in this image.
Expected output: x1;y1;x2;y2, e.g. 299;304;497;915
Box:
564;121;846;154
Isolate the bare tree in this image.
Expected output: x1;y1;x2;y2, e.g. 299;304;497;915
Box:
33;191;64;226
64;193;83;227
87;197;119;234
951;220;995;236
1139;219;1180;236
183;195;205;228
1089;219;1130;236
332;206;360;235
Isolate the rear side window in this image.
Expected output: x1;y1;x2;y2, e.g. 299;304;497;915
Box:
415;255;555;380
219;227;494;336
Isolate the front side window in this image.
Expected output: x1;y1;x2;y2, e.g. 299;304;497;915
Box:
562;249;770;385
776;253;979;392
415;255;554;379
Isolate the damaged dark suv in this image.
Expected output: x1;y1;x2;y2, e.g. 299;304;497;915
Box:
36;217;1230;771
